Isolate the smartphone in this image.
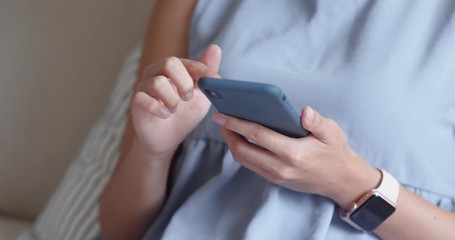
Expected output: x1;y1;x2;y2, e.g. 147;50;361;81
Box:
198;77;309;138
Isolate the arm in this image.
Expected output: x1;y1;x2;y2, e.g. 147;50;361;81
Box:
212;107;455;239
376;186;455;239
99;1;197;239
99;140;174;240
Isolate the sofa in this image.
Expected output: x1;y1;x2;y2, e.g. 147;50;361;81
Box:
0;1;155;239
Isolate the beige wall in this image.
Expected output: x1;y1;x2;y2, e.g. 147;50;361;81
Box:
0;0;155;220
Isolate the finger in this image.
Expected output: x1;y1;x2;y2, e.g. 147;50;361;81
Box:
144;57;197;101
220;127;284;181
300;106;342;144
132;91;171;119
199;44;222;74
142;44;222;101
136;75;180;111
213;113;293;158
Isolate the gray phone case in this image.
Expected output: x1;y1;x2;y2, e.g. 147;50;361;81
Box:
198;77;309;138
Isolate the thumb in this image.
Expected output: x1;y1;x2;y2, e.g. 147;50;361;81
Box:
199;44;222;76
301;106;340;144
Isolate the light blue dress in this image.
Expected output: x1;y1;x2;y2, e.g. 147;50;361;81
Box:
143;0;455;239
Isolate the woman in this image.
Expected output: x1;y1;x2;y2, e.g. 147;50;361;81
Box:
99;0;455;239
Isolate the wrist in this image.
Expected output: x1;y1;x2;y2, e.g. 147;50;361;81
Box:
331;154;382;210
131;136;177;165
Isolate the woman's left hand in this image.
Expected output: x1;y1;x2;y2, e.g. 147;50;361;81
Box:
212;106;381;209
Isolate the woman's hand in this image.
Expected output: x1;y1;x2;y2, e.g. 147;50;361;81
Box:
131;44;221;158
212;106;381;208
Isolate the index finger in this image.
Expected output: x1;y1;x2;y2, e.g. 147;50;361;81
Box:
212;113;293;157
180;59;219;80
144;57;217;100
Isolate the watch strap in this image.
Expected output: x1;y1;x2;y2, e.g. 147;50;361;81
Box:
375;168;399;204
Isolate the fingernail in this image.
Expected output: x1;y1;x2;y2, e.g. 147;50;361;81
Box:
212;114;226;125
182;90;194;101
306;107;315;122
159;107;171;118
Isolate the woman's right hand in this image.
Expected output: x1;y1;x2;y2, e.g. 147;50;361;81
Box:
131;44;222;158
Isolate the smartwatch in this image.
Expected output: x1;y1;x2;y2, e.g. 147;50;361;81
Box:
340;168;400;232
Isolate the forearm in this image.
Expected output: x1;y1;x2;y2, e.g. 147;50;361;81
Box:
137;0;196;78
375;186;455;239
98;1;196;238
335;158;455;238
99;138;174;240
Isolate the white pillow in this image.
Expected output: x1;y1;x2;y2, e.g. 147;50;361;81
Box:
18;44;141;240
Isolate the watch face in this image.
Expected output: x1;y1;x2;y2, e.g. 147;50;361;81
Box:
350;194;396;232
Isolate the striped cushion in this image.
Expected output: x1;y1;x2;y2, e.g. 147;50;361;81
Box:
18;44;141;240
